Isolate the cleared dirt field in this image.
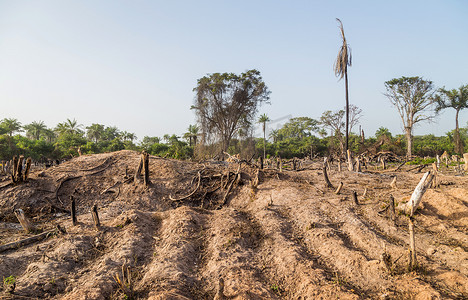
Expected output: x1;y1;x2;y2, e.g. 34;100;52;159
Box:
0;150;466;299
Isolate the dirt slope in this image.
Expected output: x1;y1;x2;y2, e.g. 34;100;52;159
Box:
0;150;466;299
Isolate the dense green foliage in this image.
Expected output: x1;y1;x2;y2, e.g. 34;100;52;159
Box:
0;115;467;163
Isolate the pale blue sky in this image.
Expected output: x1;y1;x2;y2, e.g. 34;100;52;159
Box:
0;0;467;141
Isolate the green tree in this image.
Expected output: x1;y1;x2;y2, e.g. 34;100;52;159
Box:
435;84;468;154
184;124;199;147
1;118;23;137
55;118;83;137
384;76;436;158
192;69;270;155
86;123;105;143
258;113;270;159
23;121;48;140
334;18;352;152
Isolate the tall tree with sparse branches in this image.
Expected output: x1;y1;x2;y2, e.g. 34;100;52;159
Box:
384;76;436;158
192;69;270;156
435;84;468;155
334;18;352;152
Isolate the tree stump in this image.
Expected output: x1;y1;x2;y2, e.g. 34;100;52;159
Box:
352;190;359;205
16;155;24;183
91;204;100;229
14;209;35;233
347;150;353;171
464;153;468;171
134;153;144;183
143;152;150;186
24;157;32;181
398;171;434;215
323;157;334;189
335;182;343;194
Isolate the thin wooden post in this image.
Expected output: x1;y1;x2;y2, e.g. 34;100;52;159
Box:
71;196;77;226
91;204;100;229
352;190;359;205
335;182;343;194
14;209;35;233
143;152;150;186
408;217;416;270
389;194;396;222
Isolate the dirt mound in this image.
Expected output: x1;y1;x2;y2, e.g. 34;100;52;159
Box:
0;150;467;299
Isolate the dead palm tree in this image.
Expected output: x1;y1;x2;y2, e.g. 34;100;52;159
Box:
334;18;352;152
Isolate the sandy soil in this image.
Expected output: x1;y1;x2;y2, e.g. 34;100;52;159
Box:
0;150;466;299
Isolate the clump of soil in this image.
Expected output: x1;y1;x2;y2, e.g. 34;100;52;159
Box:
0;150;466;299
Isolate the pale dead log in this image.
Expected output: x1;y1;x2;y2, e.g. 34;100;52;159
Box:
0;230;54;253
14;209;35;233
347;150;353;171
24;157;32;181
323;157;334;189
398;171;434;216
390;176;397;189
91;204;100;229
335;182;343;194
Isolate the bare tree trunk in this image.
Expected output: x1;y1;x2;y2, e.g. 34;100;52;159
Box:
455;109;462;155
399;171;434;215
405;126;413;159
347;150;353;171
345;70;349;152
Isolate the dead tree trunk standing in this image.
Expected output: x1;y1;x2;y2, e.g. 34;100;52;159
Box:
337;159;342;172
355;157;361;172
389;194;396;222
14;209;35;233
16;155;24;183
12;156;18;181
347;150;353;171
134;153;144;183
91;204;100;230
143;152;150;186
323;157;334;189
352;190;359;205
292;157;297;171
390;176;397;189
24;157;32;181
71;196;77;226
381;156;386;170
408;217;417;270
464;153;468;172
335;182;343;194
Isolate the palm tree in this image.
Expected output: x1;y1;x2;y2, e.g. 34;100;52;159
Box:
1;118;23;137
1;118;23;150
258;113;270;159
24;121;47;140
184;124;199;146
55;118;83;136
436;84;468;154
334;18;352;152
86;123;105;143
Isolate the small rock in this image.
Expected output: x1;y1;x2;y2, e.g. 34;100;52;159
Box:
426;247;436;255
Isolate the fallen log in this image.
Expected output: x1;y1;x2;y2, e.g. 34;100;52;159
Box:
0;230;54;253
398;171;434;216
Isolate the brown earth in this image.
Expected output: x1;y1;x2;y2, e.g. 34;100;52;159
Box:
0;150;466;299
